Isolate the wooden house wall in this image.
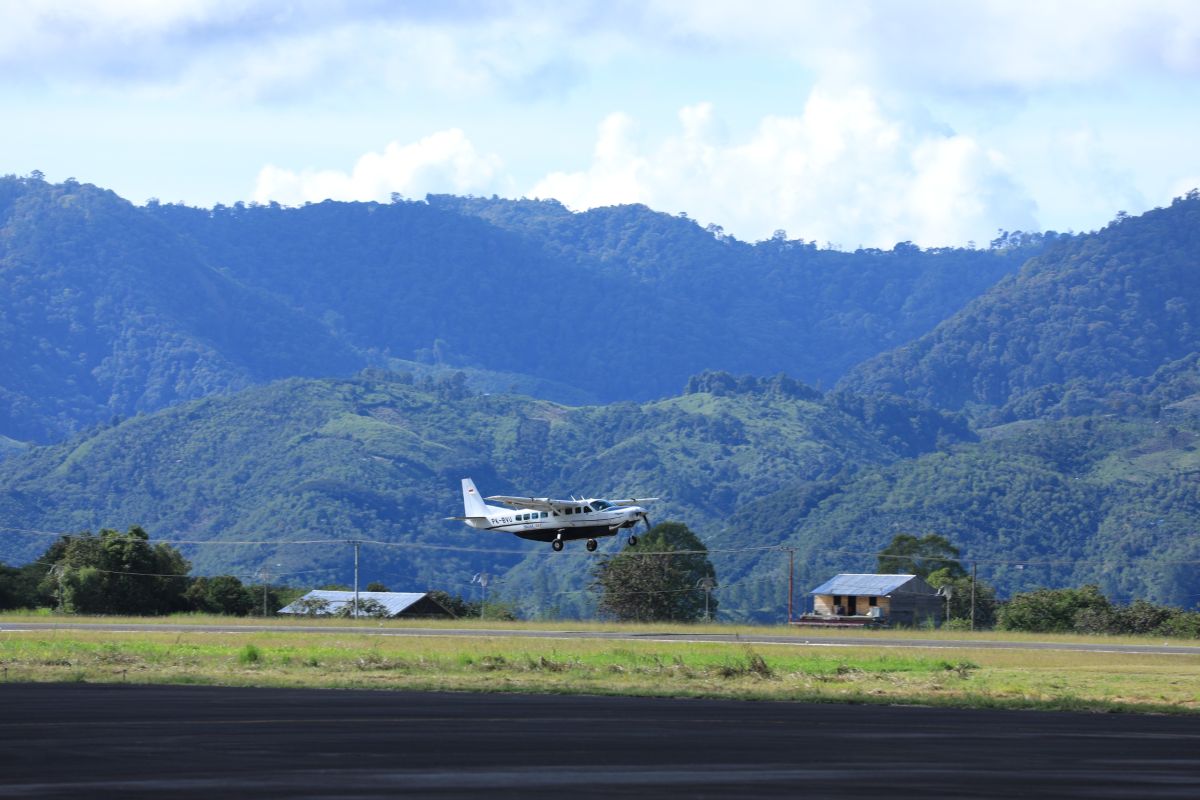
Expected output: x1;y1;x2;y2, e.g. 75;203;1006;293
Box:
812;594;891;618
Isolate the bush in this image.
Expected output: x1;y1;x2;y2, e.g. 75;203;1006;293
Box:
997;585;1111;633
1159;610;1200;638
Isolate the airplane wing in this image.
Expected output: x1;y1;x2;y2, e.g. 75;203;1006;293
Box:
485;495;558;511
609;497;659;506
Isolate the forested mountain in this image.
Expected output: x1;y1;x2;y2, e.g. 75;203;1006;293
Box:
150;193;1036;405
0;177;362;442
2;369;1195;619
7;172;1200;618
721;407;1200;615
841;192;1200;423
0;174;1041;442
0;371;964;618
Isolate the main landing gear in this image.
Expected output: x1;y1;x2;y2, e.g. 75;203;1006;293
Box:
551;538;564;552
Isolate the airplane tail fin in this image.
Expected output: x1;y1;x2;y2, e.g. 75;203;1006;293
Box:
461;478;489;518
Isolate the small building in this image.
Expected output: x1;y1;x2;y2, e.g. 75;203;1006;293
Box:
278;590;454;619
798;574;943;627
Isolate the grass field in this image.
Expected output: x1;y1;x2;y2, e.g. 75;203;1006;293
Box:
5;609;1200;647
2;617;1199;714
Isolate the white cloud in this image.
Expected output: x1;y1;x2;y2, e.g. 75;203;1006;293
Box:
639;0;1200;90
5;1;1199;98
253;130;504;205
530;91;1037;248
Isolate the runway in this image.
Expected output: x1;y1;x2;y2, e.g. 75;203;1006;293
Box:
1;683;1198;798
3;620;1200;655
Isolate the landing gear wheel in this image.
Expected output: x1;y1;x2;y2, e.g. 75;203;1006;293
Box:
627;535;638;547
586;539;598;552
551;539;564;552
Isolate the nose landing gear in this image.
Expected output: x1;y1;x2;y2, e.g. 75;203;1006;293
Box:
586;538;598;552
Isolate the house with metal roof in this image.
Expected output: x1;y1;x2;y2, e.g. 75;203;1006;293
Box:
799;574;943;627
278;590;454;619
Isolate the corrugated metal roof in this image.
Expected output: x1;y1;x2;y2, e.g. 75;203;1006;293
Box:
278;590;431;616
809;574;918;596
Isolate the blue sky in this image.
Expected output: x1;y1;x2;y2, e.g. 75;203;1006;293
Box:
3;0;1199;247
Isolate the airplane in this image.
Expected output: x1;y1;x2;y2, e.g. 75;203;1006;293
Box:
449;478;657;552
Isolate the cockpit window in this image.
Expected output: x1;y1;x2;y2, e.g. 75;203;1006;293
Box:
582;506;593;513
592;500;610;510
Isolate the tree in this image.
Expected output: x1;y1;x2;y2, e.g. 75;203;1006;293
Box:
877;533;966;580
427;590;474;618
365;581;389;592
0;562;50;610
38;527;190;615
997;585;1112;633
185;575;256;616
591;522;717;622
291;597;332;616
926;567;997;628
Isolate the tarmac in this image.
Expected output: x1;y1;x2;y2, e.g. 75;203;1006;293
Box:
1;683;1198;798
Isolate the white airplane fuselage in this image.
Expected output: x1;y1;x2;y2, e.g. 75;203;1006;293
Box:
465;502;647;542
454;478;652;549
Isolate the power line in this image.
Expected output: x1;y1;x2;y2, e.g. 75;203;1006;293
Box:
4;524;1200;567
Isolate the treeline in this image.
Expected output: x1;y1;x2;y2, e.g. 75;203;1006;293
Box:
0;525;504;619
0;527;291;616
996;585;1200;638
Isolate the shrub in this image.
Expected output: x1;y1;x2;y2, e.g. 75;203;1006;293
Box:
997;585;1111;633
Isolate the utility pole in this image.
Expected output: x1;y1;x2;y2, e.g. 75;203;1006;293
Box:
788;549;794;623
697;577;716;622
970;561;977;632
353;540;360;619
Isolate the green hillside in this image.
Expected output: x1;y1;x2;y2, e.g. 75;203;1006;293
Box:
722;408;1200;616
841;192;1200;423
0;175;1041;444
0;371;946;616
151;195;1036;404
3;369;1198;619
0;176;362;442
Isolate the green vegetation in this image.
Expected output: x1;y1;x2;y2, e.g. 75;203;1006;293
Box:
1;175;1038;442
727;413;1200;615
1;626;1197;714
0;529;299;616
876;533;966;579
0;371;936;617
843;191;1200;424
998;586;1200;637
593;522;718;622
4;176;1200;629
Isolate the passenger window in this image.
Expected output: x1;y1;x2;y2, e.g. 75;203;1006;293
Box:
565;508;573;515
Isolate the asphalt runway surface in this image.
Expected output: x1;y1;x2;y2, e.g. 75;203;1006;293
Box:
1;684;1198;799
5;621;1200;655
